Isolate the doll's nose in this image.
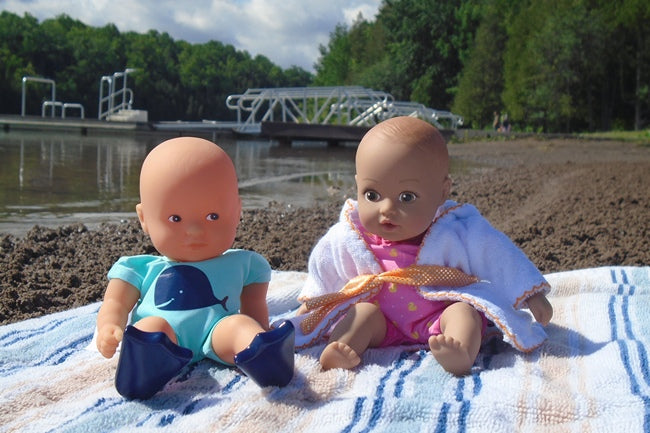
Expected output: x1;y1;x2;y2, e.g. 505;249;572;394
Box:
379;198;397;216
185;221;203;235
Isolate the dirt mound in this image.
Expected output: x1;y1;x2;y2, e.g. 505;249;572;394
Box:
1;138;647;324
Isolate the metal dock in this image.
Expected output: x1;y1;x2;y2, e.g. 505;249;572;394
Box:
7;73;464;144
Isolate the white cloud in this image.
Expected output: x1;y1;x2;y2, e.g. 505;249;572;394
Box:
0;0;381;71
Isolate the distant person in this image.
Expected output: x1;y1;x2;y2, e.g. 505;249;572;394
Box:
292;116;552;376
500;113;511;133
493;111;500;131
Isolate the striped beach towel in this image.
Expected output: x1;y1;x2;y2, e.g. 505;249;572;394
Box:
1;267;649;432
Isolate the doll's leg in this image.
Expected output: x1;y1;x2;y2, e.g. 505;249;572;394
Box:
320;302;387;370
116;317;192;399
211;314;267;363
213;314;295;387
133;315;177;342
234;320;295;387
428;302;482;376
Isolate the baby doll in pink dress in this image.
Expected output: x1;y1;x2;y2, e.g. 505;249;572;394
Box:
294;117;553;375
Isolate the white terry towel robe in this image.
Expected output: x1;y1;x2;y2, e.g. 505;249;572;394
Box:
292;199;550;351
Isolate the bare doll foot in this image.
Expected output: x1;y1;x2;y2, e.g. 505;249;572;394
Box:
428;335;474;376
320;342;361;370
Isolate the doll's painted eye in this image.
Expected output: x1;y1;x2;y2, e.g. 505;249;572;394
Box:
206;213;219;221
364;190;381;202
168;215;182;222
399;192;417;203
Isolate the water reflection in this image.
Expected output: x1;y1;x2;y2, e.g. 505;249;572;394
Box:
0;131;357;235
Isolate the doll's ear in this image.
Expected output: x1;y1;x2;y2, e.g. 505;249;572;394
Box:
136;203;149;234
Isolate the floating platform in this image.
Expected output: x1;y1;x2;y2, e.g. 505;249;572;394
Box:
260;121;370;146
0;115;372;144
0;114;151;134
0;114;458;145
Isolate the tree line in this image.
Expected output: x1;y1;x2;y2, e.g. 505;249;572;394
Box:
314;0;649;132
0;11;312;121
1;1;648;132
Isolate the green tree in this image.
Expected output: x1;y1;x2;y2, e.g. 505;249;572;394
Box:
314;1;480;111
0;12;39;113
502;1;607;131
605;0;650;130
282;66;314;87
179;40;231;119
0;11;312;121
122;30;183;120
313;24;353;86
377;0;479;107
65;23;127;114
452;0;508;128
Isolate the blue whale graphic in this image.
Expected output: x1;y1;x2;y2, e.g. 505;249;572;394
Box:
154;265;228;311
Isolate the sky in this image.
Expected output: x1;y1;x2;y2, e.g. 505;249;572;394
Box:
1;0;382;72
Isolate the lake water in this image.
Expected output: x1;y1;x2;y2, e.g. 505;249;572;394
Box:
0;130;358;236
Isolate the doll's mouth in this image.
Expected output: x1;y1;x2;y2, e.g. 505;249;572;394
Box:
380;221;398;230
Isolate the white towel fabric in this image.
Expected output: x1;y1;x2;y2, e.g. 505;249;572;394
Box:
1;267;650;432
293;199;550;351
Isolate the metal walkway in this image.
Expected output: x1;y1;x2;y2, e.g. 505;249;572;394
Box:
225;86;463;133
17;77;463;139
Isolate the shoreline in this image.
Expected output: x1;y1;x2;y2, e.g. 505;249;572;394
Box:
1;137;648;325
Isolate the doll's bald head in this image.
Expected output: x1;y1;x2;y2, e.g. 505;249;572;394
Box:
136;137;241;262
138;136;238;204
354;117;451;241
356;116;450;184
356;116;449;176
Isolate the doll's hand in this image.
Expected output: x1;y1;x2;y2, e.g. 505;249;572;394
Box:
96;324;124;358
527;292;553;326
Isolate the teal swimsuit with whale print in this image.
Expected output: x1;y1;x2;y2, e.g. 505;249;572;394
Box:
107;249;271;364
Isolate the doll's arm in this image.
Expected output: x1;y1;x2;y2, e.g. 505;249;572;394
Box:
296;303;308;315
240;282;270;330
96;278;140;358
526;292;553;326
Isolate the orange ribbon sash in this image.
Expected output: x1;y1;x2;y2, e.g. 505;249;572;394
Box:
300;264;479;335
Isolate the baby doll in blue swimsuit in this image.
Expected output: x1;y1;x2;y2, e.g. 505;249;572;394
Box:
96;137;294;399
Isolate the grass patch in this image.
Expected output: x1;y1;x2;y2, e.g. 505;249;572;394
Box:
579;129;650;144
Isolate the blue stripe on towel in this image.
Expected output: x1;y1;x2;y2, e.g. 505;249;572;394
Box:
44;397;126;433
611;269;650;429
394;350;425;398
360;351;410;432
341;397;367;433
433;343;486;433
136;412;156;427
222;374;243;393
0;333;92;377
434;403;450;433
341;350;421;433
37;334;94;366
0;317;72;346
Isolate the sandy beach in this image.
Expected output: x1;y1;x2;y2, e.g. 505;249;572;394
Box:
0;137;648;325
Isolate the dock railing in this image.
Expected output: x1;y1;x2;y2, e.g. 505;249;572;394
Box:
225;86;394;133
225;86;462;132
98;69;137;120
21;76;86;119
21;76;56;117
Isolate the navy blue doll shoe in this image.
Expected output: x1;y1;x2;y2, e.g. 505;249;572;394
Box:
115;325;193;400
234;320;295;387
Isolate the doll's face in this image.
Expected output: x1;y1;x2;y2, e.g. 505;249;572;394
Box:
136;138;241;262
355;117;450;242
